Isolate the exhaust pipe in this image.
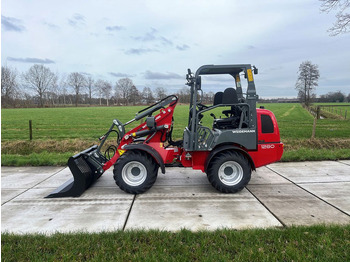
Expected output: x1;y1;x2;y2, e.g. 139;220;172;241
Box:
45;145;107;198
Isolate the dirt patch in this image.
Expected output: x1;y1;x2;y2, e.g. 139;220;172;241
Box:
281;105;296;118
3;138;350;155
283;138;350;150
1;139;97;154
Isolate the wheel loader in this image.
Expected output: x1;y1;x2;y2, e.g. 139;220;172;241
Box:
46;64;283;198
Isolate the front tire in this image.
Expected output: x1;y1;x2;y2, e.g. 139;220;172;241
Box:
207;151;251;193
113;150;158;194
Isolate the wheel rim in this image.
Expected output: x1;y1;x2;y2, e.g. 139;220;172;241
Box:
218;161;243;186
122;161;147;186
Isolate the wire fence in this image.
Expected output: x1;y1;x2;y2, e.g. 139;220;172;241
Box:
309;105;350;120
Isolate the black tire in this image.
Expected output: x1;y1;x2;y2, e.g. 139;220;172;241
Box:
113;150;158;194
207;151;251;193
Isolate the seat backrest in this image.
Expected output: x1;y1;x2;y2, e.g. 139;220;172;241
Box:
222;88;238;104
213;92;223;105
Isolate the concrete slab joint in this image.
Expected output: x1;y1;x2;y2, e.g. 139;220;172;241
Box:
1;161;350;234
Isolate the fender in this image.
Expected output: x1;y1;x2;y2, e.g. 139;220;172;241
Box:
124;144;166;174
204;144;256;173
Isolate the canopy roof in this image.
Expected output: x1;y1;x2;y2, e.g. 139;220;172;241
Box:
195;64;251;77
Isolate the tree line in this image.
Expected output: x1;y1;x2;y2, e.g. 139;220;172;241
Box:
3;62;349;108
1;64;214;108
295;60;350;106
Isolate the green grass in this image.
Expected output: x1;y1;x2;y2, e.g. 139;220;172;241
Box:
1;152;72;166
2;103;350;140
2;225;350;261
2;103;350;165
282;148;350;162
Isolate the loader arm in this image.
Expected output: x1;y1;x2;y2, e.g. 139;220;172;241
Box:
46;95;178;198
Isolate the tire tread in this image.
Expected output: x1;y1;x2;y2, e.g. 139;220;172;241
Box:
113;150;158;194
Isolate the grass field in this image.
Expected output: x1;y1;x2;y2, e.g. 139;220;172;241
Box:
2;103;350;165
2;225;350;261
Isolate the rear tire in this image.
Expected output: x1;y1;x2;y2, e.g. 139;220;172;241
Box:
207;151;251;193
113;150;158;194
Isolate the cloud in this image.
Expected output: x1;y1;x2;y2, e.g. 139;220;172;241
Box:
144;70;182;80
160;36;173;46
132;28;173;46
109;72;134;78
106;25;124;32
124;48;158;55
176;44;190;51
1;15;25;32
7;57;55;64
132;28;157;41
43;21;60;30
68;13;85;27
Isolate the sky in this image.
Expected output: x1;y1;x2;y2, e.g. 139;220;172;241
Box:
1;0;350;98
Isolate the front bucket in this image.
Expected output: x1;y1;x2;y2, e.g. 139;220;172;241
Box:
45;145;105;198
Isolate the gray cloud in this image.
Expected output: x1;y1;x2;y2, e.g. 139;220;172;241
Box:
144;70;182;80
106;25;124;32
43;21;60;30
132;28;157;41
176;44;190;51
125;48;158;55
68;13;85;27
160;36;173;46
109;72;134;78
1;15;25;32
8;57;55;64
132;28;173;46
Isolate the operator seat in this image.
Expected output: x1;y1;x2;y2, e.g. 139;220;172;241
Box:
213;91;223;106
222;88;240;117
212;88;241;129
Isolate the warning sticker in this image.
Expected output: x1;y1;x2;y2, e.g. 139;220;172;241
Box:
247;69;254;82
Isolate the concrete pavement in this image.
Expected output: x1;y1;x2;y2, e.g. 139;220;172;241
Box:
1;160;350;234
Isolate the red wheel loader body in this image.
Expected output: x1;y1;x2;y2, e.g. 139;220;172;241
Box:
46;64;283;198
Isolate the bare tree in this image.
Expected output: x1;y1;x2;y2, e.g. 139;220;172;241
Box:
115;78;133;105
102;81;112;106
86;77;94;105
202;91;214;104
141;87;154;104
295;61;320;106
320;0;350;35
95;79;104;105
319;91;346;102
1;66;18;107
67;72;86;107
177;86;191;103
59;74;68;105
154;86;167;101
22;64;57;107
129;85;140;105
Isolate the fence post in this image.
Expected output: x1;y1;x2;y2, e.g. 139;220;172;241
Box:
311;117;316;139
29;120;33;140
345;110;347;120
317;106;320;120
